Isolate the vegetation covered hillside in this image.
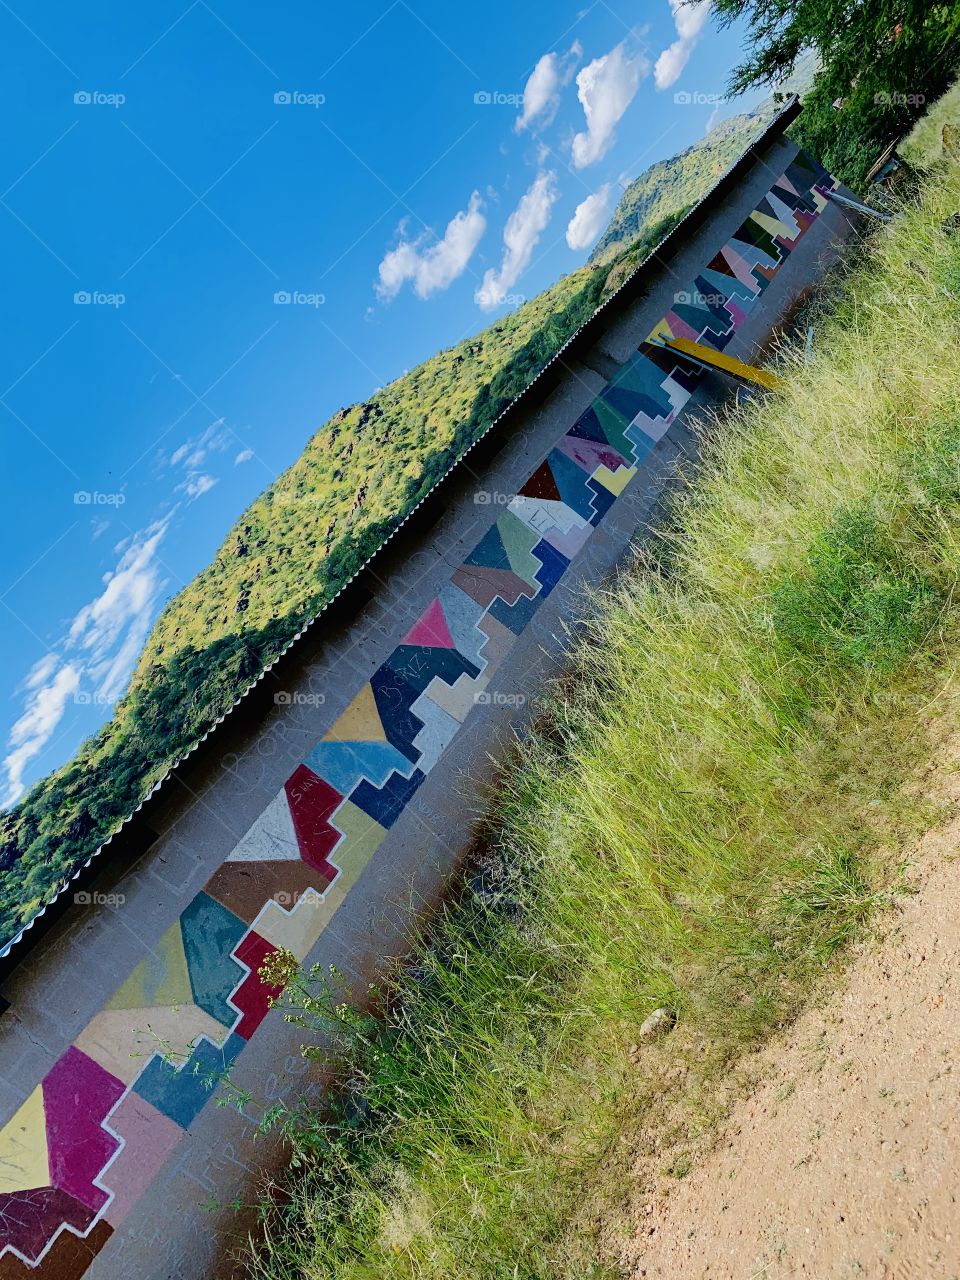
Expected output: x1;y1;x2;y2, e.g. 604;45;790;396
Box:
592;55;817;265
0;123;730;946
592;106;777;263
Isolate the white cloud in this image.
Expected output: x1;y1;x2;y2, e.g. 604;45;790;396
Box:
1;661;81;807
1;521;172;807
68;521;168;683
515;40;582;133
178;473;218;500
164;419;231;501
566;183;613;250
654;0;711;90
377;193;487;301
475;172;558;311
234;448;254;465
571;43;648;168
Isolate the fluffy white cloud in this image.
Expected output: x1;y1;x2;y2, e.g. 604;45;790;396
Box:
1;521;170;807
177;472;218;500
377;193;487;301
166;419;231;502
515;41;582;133
654;0;711;90
68;521;168;693
475;172;558;311
566;183;613;250
571;43;648;169
234;448;254;465
1;661;81;808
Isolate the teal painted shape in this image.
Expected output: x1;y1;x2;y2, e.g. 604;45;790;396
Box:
609;350;671;404
464;522;510;571
179;892;248;1029
133;1032;246;1129
698;265;758;305
305;740;414;795
496;509;542;587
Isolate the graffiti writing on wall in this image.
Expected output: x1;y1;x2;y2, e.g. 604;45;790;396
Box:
0;152;835;1277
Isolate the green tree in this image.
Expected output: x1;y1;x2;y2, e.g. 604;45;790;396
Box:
712;0;960;185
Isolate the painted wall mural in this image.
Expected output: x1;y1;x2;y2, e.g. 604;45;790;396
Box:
0;152;836;1278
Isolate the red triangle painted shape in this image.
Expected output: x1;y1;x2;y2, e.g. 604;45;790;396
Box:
284;764;343;881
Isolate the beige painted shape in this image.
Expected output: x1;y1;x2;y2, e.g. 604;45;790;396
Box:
252;800;387;960
0;1085;50;1194
421;671;489;724
751;210;795;240
76;1003;231;1085
323;683;386;743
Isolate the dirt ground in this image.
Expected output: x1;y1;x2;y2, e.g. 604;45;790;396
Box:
625;806;960;1279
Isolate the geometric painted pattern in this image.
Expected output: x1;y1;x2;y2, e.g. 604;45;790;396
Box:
0;150;836;1277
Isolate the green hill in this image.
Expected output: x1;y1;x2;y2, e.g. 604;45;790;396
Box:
592;106;778;263
0;105;785;949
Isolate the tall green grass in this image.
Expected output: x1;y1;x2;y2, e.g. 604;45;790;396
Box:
251;92;960;1279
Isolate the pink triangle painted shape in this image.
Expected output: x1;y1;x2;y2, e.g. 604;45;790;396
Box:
402;597;456;648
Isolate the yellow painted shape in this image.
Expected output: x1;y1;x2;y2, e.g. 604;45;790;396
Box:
107;920;192;1011
750;210;795;240
0;1086;50;1194
323;683;386;743
662;337;786;391
76;1003;231;1085
593;463;637;496
252;800;387;959
648;318;675;342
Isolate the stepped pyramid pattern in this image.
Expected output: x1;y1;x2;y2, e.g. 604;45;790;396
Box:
0;152;835;1278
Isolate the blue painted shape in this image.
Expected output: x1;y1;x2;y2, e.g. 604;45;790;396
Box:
133;1032;246;1129
610;351;676;410
625;420;660;459
603;384;673;423
643;342;702;393
437;582;488;668
179;892;248;1029
567;406;612;444
351;768;426;829
488;588;543;637
385;643;480;695
545;449;597;522
768;180;807;212
671;301;733;346
531;539;569;597
465;523;511;571
587;476;617;526
305;740;414;795
370;666;425;764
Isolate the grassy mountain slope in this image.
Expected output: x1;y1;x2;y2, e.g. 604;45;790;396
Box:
0;104;782;947
591;106;777;263
593;56;818;266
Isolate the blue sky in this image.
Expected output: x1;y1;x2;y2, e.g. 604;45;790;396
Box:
0;0;766;807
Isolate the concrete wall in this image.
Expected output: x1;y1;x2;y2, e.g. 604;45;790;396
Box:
0;135;859;1280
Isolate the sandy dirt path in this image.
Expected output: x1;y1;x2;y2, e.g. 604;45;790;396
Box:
628;812;960;1280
